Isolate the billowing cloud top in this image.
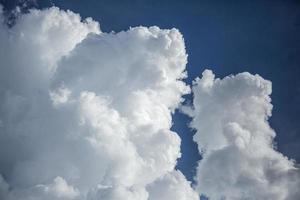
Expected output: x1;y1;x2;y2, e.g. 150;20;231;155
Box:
189;70;300;200
0;5;197;200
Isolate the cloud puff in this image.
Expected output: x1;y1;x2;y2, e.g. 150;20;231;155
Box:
0;5;197;200
147;170;199;200
189;70;300;200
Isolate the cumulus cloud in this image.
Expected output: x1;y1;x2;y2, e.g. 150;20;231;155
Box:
189;70;300;200
0;5;197;200
2;3;299;200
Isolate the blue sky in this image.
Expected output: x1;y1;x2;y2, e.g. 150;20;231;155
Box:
0;0;299;199
2;0;300;182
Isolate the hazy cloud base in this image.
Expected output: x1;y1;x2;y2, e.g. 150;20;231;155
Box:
0;4;299;200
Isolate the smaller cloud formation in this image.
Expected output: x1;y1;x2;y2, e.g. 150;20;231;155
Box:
189;70;300;200
0;5;197;200
0;0;39;26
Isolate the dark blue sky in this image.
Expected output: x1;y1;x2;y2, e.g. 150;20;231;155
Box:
1;0;300;184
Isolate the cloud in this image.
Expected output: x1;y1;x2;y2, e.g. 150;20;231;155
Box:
2;3;298;200
189;70;300;200
0;5;197;200
147;170;199;200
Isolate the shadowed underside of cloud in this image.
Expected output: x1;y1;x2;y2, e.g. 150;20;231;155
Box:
0;3;299;200
188;70;300;200
0;5;198;200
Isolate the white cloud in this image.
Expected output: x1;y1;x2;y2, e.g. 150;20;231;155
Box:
0;5;197;200
189;70;300;200
3;3;298;200
50;85;72;106
33;176;80;199
147;170;199;200
0;175;79;200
